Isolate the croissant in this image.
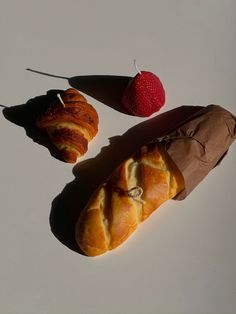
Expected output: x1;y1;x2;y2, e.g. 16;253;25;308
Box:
36;88;99;163
75;143;184;256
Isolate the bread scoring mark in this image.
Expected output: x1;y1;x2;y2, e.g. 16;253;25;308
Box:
126;159;144;222
99;187;111;249
76;188;110;256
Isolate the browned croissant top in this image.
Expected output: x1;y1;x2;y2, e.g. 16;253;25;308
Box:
36;88;99;163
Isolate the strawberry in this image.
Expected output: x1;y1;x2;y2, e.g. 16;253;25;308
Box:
121;70;166;117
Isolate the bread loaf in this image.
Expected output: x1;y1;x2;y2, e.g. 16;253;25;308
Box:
75;143;184;256
36;88;98;163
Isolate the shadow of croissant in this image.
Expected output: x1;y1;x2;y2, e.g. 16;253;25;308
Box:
2;89;68;162
50;105;203;255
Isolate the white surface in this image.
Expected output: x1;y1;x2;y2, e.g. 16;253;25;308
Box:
0;1;236;313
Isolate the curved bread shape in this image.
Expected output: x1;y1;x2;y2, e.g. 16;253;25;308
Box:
36;88;99;163
75;143;184;256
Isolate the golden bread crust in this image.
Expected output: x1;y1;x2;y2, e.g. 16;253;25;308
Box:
75;143;184;256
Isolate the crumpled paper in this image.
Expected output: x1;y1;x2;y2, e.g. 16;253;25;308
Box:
157;105;236;199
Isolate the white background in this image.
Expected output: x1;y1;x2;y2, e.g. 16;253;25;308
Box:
0;1;236;313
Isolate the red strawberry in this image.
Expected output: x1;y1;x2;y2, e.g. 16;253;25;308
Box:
122;70;166;117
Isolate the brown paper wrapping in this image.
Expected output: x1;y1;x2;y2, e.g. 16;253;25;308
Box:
155;105;236;200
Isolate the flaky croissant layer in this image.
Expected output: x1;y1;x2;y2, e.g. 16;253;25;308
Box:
36;88;99;163
75;143;184;256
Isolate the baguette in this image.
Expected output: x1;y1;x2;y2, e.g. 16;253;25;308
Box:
75;143;184;256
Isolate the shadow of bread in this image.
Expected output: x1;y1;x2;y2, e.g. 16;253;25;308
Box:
50;178;92;255
2;90;65;162
50;105;203;255
73;105;204;180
